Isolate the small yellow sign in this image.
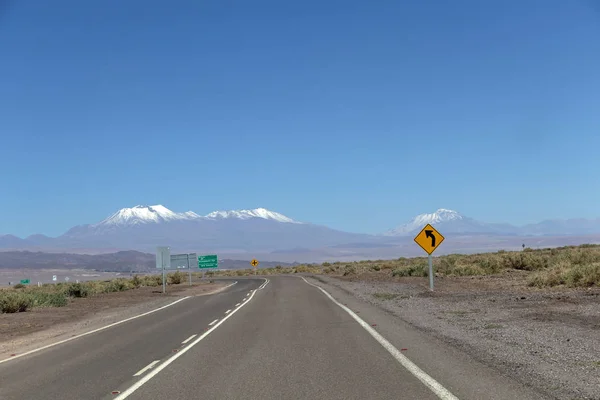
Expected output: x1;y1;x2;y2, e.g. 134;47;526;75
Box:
251;259;259;267
414;224;445;255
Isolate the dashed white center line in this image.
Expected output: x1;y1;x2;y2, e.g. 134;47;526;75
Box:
225;309;232;314
181;334;197;344
235;303;241;306
133;360;160;377
208;319;218;326
247;292;250;296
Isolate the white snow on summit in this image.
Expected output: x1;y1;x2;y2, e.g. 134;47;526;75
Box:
96;205;193;226
204;208;301;223
95;205;300;226
385;209;463;236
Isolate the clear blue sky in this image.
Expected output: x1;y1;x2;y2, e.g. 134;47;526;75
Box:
1;0;599;237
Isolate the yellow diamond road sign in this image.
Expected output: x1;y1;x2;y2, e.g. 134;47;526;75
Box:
414;224;445;255
251;259;259;267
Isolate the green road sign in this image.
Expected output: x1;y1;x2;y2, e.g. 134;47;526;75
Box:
198;254;218;269
20;279;30;284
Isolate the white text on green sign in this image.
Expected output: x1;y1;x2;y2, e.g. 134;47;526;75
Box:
198;255;218;269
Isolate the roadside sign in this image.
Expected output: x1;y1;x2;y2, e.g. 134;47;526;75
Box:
251;259;259;267
414;224;445;255
20;279;30;284
170;254;190;269
198;255;218;269
414;224;445;292
52;275;57;281
156;246;171;269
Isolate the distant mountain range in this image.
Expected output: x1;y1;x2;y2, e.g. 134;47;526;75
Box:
384;209;600;236
1;205;600;262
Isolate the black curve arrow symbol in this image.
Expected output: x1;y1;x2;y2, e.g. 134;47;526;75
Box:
425;230;436;247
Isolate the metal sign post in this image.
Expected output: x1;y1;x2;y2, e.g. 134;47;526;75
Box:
156;246;170;294
187;255;192;286
428;254;433;291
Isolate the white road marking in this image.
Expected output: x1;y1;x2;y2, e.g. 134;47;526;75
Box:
0;296;191;365
181;335;196;344
133;360;160;377
247;292;251;296
113;282;263;399
235;303;241;306
257;279;270;290
208;319;218;326
300;277;460;400
225;309;232;314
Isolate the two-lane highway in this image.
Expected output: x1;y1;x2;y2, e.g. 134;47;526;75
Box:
0;275;549;400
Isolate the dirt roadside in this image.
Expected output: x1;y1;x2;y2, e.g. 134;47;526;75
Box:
310;272;600;400
0;281;230;360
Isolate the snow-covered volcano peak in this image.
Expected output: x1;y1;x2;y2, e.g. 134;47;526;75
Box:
204;208;300;223
384;209;464;236
95;205;191;226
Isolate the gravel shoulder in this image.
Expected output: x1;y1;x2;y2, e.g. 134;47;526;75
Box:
310;272;600;400
0;281;229;360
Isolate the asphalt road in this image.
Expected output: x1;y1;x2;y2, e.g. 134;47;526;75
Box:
0;276;549;400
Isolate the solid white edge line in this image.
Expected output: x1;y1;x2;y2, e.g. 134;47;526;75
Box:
133;360;160;377
0;279;239;365
0;296;190;365
114;283;261;399
181;334;197;344
300;276;460;400
208;319;218;326
225;309;232;314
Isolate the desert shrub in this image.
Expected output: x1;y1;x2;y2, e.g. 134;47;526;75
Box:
527;261;600;288
322;262;331;267
105;278;132;292
65;282;89;298
32;292;69;307
449;263;486;276
343;265;357;276
503;252;549;271
0;292;34;313
392;264;427;277
564;263;600;287
83;280;108;294
371;265;381;272
295;266;310;273
13;283;26;289
131;275;143;288
168;271;183;285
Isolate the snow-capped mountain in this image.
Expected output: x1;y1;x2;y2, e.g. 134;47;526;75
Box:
96;205;195;226
384;208;520;236
94;205;301;228
36;204;370;252
204;208;300;223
